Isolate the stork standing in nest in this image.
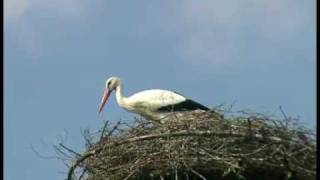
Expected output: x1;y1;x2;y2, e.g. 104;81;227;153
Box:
98;76;218;123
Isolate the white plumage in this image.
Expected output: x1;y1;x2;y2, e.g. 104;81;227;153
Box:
98;76;210;122
124;89;186;110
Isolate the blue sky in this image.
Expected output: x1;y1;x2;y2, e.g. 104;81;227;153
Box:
4;1;315;179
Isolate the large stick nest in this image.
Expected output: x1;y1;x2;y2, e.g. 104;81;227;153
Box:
63;108;316;180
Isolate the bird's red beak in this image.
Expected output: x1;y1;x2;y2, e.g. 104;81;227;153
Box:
98;89;112;114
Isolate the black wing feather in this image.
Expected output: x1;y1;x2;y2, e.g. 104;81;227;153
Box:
157;99;210;112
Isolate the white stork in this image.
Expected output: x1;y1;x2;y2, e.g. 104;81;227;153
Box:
98;76;212;123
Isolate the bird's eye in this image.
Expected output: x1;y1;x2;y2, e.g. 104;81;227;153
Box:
107;81;112;88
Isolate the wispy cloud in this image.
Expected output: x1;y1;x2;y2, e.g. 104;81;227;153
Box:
4;0;85;59
5;0;314;66
176;0;314;67
4;0;83;24
4;0;29;23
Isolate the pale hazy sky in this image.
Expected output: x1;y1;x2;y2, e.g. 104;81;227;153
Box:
5;1;315;179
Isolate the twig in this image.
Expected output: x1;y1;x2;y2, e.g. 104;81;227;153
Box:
279;106;289;121
123;169;137;180
188;167;207;180
53;144;73;159
30;144;57;160
100;120;109;141
110;130;288;147
175;167;178;180
107;121;121;137
59;143;81;157
78;168;88;180
67;150;98;180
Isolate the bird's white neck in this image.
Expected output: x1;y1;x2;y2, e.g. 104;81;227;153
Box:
115;82;130;110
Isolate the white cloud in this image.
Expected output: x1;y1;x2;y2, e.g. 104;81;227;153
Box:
176;0;314;67
4;0;84;59
4;0;29;23
5;0;314;66
4;0;83;24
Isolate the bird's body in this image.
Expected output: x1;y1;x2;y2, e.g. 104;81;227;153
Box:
120;89;185;111
99;77;212;123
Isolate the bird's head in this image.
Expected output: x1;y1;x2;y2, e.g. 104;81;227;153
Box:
106;76;121;91
98;76;121;114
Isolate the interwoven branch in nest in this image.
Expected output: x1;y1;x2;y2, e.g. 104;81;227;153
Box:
61;110;316;180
